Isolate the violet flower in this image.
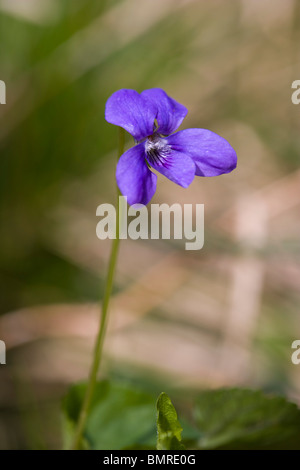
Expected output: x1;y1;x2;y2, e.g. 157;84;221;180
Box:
105;88;237;205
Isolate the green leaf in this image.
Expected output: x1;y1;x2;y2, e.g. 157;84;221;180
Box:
63;380;156;450
194;388;300;450
156;392;185;450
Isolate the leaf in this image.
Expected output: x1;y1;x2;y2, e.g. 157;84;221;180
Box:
63;380;157;450
194;388;300;450
62;416;90;450
156;392;185;450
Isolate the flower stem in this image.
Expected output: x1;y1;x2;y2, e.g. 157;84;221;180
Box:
70;128;124;450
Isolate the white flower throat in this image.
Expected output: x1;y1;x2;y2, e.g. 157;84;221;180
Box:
145;133;171;167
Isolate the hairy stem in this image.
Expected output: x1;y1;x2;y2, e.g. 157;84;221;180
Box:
70;128;124;450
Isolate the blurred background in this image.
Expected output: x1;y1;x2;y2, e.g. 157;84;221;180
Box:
0;0;299;449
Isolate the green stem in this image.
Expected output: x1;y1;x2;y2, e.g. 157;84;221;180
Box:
70;128;124;450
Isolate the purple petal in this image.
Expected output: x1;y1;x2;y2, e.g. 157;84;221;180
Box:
105;89;156;141
147;149;195;188
141;88;187;136
116;143;157;205
167;129;237;176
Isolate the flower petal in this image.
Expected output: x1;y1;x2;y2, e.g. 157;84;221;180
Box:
167;129;237;176
141;88;187;136
116;143;157;205
105;89;156;141
147;149;195;188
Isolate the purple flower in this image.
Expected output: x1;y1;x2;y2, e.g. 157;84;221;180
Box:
105;88;237;205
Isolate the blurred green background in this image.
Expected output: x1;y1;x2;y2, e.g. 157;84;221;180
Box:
0;0;299;449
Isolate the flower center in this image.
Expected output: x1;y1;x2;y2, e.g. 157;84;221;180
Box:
145;134;171;167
